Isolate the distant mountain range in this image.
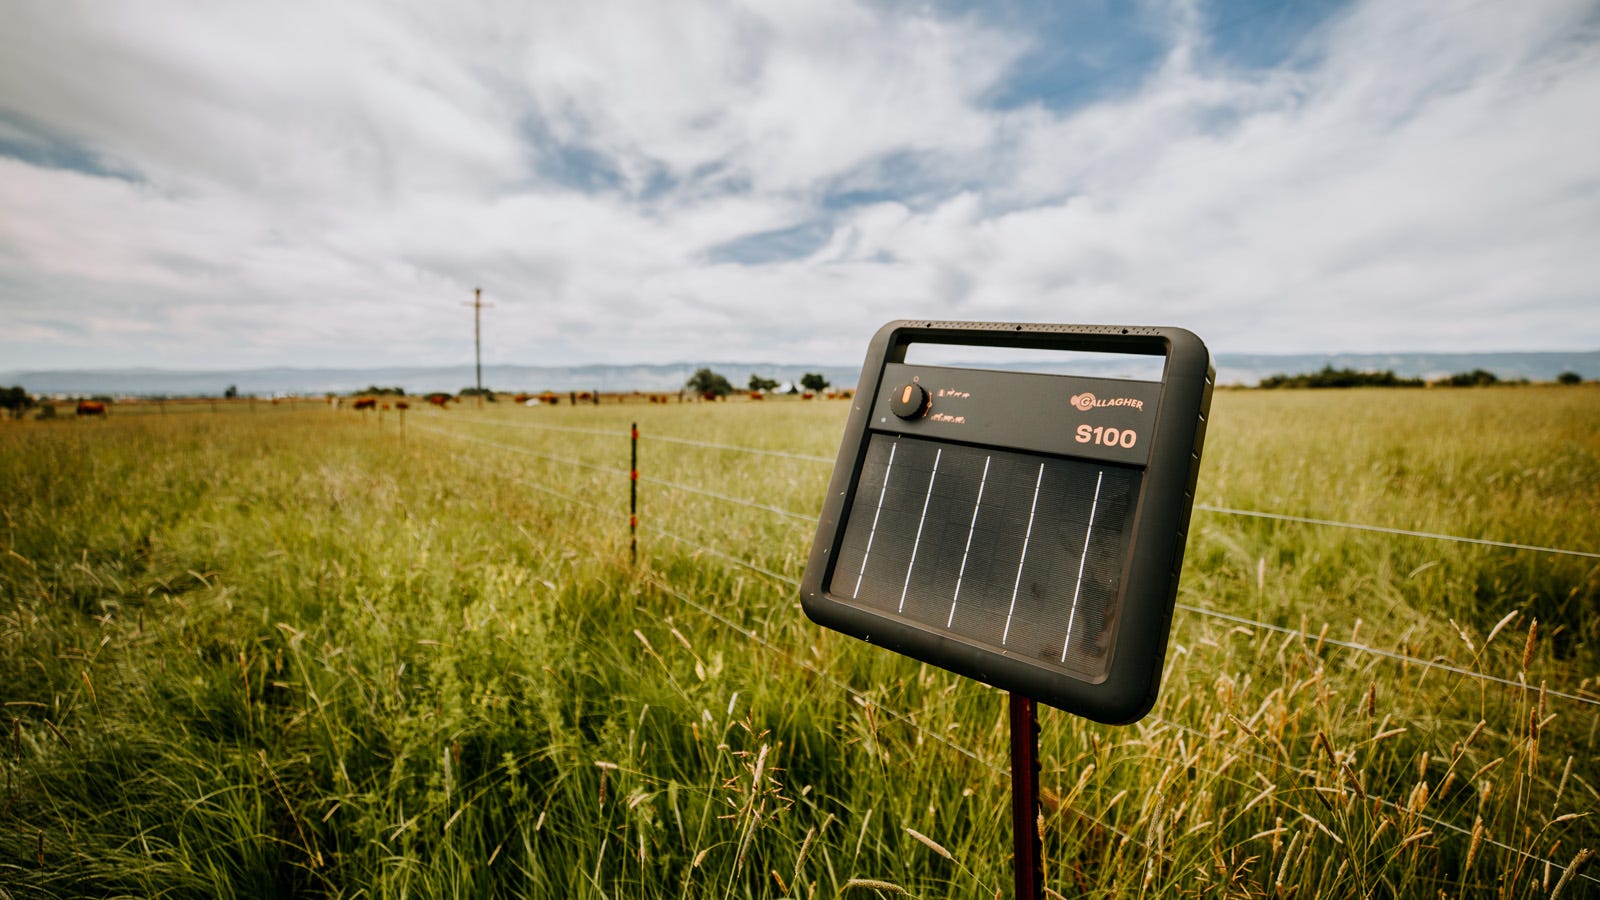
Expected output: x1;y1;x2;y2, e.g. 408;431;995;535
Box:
3;351;1596;397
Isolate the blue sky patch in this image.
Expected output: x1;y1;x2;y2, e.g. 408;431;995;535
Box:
0;113;142;183
705;218;835;265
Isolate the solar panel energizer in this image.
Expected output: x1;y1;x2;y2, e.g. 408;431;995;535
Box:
801;322;1213;724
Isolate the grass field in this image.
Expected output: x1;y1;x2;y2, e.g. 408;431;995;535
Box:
2;386;1596;898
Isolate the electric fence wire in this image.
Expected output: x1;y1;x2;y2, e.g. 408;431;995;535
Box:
423;416;1600;559
637;521;1596;889
421;424;1596;887
1194;505;1600;561
430;429;1153;853
636;474;817;523
440;438;1152;854
428;408;837;463
641;433;835;464
446;451;613;517
1178;604;1600;709
413;422;631;476
651;432;1600;562
634;565;1157;861
415;419;1600;709
641;519;1599;889
426;410;621;439
1149;715;1600;888
421;419;819;522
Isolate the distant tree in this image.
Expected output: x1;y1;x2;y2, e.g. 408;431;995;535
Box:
36;403;57;420
459;387;496;401
1258;366;1422;389
686;368;734;397
800;372;830;393
1557;371;1583;385
1;386;35;420
748;374;779;393
1436;369;1499;387
224;384;239;399
360;385;407;396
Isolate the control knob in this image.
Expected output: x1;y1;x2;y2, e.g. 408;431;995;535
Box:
890;383;931;419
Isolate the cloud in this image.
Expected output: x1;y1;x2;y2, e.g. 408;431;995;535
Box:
795;0;1600;353
0;0;1596;371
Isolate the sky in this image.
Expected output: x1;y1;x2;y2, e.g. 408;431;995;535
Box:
1;0;1597;372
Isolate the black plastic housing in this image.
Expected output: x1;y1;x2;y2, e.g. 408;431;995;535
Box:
800;321;1213;724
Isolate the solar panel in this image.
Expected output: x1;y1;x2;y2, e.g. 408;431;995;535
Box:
802;322;1213;723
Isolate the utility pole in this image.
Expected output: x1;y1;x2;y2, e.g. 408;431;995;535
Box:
464;287;493;408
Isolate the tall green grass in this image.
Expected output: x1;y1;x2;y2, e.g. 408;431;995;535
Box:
1;387;1595;898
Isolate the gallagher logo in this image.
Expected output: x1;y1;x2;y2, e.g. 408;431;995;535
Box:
1070;392;1144;412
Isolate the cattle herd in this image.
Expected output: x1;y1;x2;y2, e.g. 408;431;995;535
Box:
336;389;855;408
11;387;856;421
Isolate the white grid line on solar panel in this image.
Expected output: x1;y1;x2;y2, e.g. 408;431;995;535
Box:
898;447;942;614
1002;463;1045;647
1062;469;1104;662
948;454;992;628
855;440;898;600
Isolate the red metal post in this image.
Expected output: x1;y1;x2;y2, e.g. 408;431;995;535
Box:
1011;692;1043;900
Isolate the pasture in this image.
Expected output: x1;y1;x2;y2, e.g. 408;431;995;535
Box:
1;386;1596;898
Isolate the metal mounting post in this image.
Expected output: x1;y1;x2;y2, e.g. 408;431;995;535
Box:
1010;692;1043;900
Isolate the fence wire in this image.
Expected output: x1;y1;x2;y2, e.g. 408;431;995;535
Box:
636;475;816;523
1178;604;1599;709
641;433;835;464
419;423;1597;890
415;419;1598;709
415;423;630;476
426;410;620;439
430;417;1600;559
1195;504;1600;560
1150;715;1600;888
